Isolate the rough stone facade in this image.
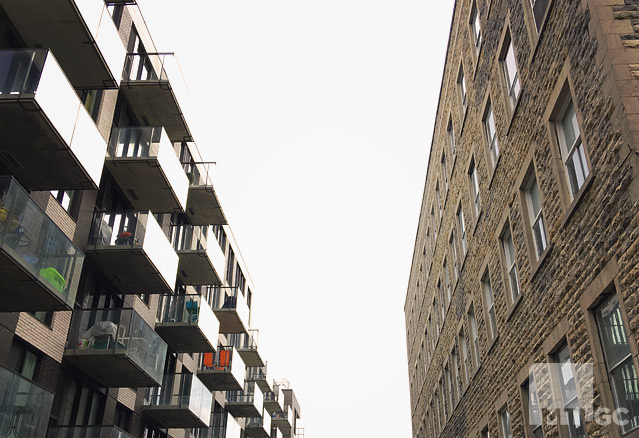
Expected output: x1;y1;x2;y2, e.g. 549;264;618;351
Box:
405;0;639;438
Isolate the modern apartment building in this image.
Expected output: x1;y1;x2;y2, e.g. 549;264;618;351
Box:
405;0;639;438
0;2;302;438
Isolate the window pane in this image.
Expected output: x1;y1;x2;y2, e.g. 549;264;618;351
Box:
561;101;578;154
501;409;513;438
596;295;631;368
609;357;639;432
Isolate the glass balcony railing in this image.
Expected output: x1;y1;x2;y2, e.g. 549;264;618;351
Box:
106;126;189;212
121;53;194;142
65;308;167;387
197;346;246;392
156;293;219;353
170;224;209;252
0;365;53;438
170;225;225;285
210;287;250;334
225;382;264;418
0;49;107;190
144;373;212;428
87;211;179;292
246;413;271;434
191;413;242;438
0;177;84;311
182;161;214;187
47;426;135;438
181;161;227;225
271;405;293;429
246;365;267;382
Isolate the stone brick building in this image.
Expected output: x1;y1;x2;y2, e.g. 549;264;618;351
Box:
405;0;639;438
0;2;302;438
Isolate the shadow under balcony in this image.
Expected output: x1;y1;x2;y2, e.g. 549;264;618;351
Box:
211;287;250;334
0;177;84;312
225;383;264;418
120;53;193;142
0;365;54;438
142;373;212;428
155;293;220;353
64;307;168;388
0;1;125;88
245;413;272;438
0;49;107;190
197;346;246;392
106;126;189;213
170;225;225;285
86;210;179;293
47;425;136;438
182;161;227;226
230;330;264;367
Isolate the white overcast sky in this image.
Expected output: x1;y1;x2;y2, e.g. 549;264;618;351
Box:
137;1;454;436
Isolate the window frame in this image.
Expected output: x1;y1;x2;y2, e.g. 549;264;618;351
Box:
499;220;521;307
483;99;499;170
499;30;521;112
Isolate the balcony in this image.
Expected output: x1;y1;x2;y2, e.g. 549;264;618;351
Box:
0;177;84;312
197;346;246;392
271;405;293;432
182;161;227;226
106;127;189;213
0;365;53;438
155;293;220;353
211;287;250;334
86;211;179;293
246;365;269;393
47;426;135;438
121;53;193;142
193;413;242;438
64;308;167;387
170;225;225;285
142;373;212;428
0;2;125;88
225;382;264;418
230;330;264;367
245;413;271;438
263;389;284;415
0;49;107;190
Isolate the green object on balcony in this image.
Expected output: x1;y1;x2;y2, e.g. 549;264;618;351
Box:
40;267;65;292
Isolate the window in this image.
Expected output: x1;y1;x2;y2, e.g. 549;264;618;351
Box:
525;174;548;259
434;297;441;335
450;233;459;282
469;157;481;218
8;340;41;381
77;89;103;122
523;376;544;438
459;329;469;385
555;98;589;200
436;182;443;217
431;207;438;240
443;258;452;304
447;118;456;156
62;379;106;426
225;247;235;284
594;294;639;432
501;226;520;302
500;407;513;438
484;102;499;167
457;205;467;258
50;190;78;215
530;0;550;32
451;347;460;402
29;310;53;327
501;35;521;110
482;271;497;342
441;153;448;192
482;427;491;438
445;363;453;415
554;344;586;438
440;377;447;419
470;3;482;53
439;278;446;322
458;67;468;113
468;304;480;369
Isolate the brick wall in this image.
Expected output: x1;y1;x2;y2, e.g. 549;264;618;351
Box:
406;0;639;437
